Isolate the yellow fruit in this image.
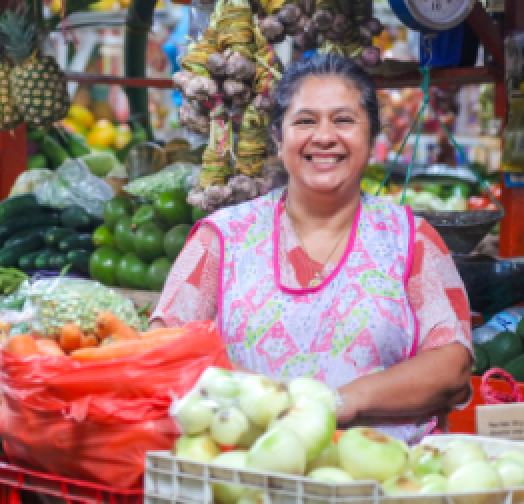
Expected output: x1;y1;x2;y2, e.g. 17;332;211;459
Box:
89;0;116;10
50;0;62;15
59;118;88;136
119;0;131;8
68;104;95;130
87;122;116;148
113;124;132;150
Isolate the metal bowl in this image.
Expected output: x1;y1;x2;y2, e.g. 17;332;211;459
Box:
415;209;504;255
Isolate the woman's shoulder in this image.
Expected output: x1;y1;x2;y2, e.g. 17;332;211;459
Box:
207;187;285;224
412;216;450;255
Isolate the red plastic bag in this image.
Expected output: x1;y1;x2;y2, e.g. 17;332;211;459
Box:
0;321;232;489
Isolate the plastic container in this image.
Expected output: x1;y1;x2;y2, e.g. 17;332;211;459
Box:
145;451;379;504
0;458;142;504
144;440;524;504
448;375;524;435
472;306;524;344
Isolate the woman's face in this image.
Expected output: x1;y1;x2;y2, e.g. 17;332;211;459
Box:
278;75;372;197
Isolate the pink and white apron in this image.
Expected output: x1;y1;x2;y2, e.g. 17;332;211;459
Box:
195;188;437;443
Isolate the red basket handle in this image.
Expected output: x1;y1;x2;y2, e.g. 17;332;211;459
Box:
481;368;523;404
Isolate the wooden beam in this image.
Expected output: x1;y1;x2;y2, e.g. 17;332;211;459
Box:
466;2;505;68
65;66;501;91
373;66;501;90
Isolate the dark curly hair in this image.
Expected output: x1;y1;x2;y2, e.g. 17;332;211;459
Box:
271;53;380;145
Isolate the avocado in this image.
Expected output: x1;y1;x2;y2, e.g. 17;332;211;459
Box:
116;253;149;290
504;354;524;382
134;222;165;262
114;216;135;254
485;331;523;368
473;343;490;376
103;196;134;232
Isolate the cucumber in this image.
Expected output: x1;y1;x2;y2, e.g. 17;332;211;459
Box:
44;227;76;247
27;153;48;170
60;205;102;231
0;236;45;267
36;135;69;169
58;233;94;252
19;249;50;271
34;249;56;270
0;214;61;245
48;253;68;270
27;128;46;142
66;249;91;274
4;226;54;248
0;194;40;226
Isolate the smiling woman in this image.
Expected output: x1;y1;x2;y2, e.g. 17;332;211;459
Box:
150;54;473;444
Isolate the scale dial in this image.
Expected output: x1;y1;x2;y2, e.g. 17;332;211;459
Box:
406;0;476;31
388;0;476;33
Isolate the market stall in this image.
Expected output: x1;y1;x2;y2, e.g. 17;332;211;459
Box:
0;0;524;502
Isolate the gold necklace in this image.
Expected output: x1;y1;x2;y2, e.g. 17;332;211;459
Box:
285;198;350;287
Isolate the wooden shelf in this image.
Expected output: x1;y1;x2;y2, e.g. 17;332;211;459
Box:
64;65;502;91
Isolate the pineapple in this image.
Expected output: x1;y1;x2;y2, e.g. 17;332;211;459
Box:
0;9;70;128
0;46;22;132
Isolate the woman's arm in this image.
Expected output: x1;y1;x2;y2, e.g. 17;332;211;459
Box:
337;217;473;424
148;224;221;329
337;342;471;424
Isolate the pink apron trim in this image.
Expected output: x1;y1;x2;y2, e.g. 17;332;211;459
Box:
273;191;363;296
190;219;227;336
404;206;420;359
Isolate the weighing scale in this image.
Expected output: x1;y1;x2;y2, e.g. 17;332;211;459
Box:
388;0;477;66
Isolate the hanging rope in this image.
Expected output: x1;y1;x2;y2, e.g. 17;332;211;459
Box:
375;36;504;213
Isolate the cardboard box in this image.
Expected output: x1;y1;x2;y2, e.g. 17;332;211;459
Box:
476;403;524;440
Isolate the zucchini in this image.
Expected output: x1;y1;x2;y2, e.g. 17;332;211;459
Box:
58;233;94;252
0;194;40;226
66;249;91;274
44;227;76;247
48;253;68;270
0;214;61;246
19;249;50;271
34;249;55;270
60;205;102;231
4;226;54;248
0;236;45;267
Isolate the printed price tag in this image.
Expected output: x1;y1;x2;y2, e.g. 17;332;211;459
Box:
476;404;524;440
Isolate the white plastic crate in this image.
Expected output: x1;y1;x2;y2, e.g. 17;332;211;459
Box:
145;435;524;504
145;451;379;504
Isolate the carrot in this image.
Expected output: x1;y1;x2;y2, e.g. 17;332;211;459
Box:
70;330;183;361
59;323;83;353
81;333;99;348
36;339;66;357
140;327;188;339
4;334;39;357
95;311;138;341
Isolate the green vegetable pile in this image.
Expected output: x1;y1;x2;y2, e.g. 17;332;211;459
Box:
0;193;102;275
28;277;140;338
89;190;206;291
473;319;524;382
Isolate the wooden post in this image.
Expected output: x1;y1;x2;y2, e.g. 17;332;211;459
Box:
0;124;26;200
499;0;524;258
0;0;27;201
